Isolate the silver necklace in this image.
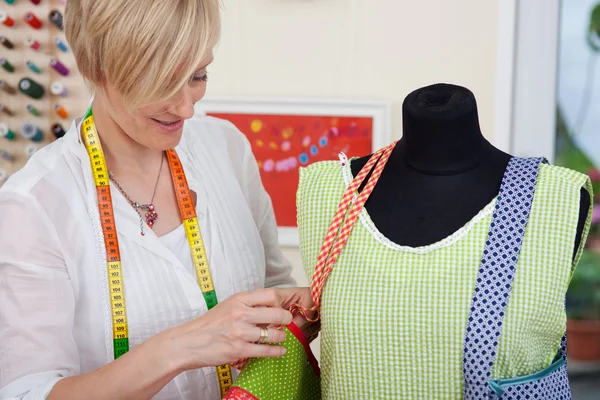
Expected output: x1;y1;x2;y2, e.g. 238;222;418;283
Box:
108;154;164;236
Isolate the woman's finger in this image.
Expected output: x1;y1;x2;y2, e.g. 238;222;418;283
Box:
291;310;319;329
292;313;307;329
243;343;287;359
278;287;313;310
247;326;286;344
241;288;286;308
247;306;292;326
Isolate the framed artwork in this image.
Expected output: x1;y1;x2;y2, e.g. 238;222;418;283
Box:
195;97;391;246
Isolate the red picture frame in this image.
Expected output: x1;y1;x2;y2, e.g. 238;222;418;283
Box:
196;98;391;246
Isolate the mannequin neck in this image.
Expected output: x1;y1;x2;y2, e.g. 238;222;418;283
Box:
398;83;492;175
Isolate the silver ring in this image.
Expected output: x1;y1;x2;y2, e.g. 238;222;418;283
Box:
258;327;269;344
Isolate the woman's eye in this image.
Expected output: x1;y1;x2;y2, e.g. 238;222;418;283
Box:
192;72;208;83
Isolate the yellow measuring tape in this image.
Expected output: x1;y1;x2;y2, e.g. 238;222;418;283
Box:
81;109;233;397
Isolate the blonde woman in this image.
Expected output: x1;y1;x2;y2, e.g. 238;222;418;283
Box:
0;1;314;399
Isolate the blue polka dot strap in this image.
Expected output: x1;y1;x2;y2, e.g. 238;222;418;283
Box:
462;157;571;399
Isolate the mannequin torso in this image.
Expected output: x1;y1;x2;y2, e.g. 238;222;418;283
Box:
351;83;589;258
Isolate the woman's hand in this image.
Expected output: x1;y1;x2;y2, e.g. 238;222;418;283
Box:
49;287;318;400
274;287;321;343
161;288;294;371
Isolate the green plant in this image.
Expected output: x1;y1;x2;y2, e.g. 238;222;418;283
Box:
567;250;600;321
587;3;600;52
559;3;600;324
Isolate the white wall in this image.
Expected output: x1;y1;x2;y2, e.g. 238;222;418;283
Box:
510;0;560;161
209;0;502;289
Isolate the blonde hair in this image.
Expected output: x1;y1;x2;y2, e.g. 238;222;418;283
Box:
65;0;220;109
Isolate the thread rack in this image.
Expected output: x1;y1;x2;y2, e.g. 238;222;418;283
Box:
1;0;89;185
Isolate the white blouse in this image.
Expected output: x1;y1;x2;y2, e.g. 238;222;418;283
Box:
0;113;296;400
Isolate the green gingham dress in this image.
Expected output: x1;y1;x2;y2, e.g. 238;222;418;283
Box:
297;154;592;399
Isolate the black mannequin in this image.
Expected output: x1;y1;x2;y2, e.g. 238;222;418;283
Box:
351;83;590;259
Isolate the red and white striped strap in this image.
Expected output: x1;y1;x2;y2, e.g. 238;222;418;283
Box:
292;141;397;321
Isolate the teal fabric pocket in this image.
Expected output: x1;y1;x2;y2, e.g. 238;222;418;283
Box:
488;354;570;399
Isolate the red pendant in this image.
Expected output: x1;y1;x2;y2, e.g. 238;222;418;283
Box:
145;204;158;228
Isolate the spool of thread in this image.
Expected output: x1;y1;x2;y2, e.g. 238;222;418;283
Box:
25;36;40;50
0;80;16;94
50;80;68;96
24;12;42;29
19;77;45;99
49;9;63;30
20;123;44;142
52;123;66;139
54;37;68;52
0;58;14;73
4;0;16;5
0;36;14;49
0;104;14;116
0;11;15;27
0;150;14;162
26;104;41;116
30;0;42;4
54;104;69;119
50;58;69;76
0;123;16;141
26;60;41;74
24;144;39;157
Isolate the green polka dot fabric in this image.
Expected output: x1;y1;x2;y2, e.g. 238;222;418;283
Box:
297;154;593;400
226;324;321;400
